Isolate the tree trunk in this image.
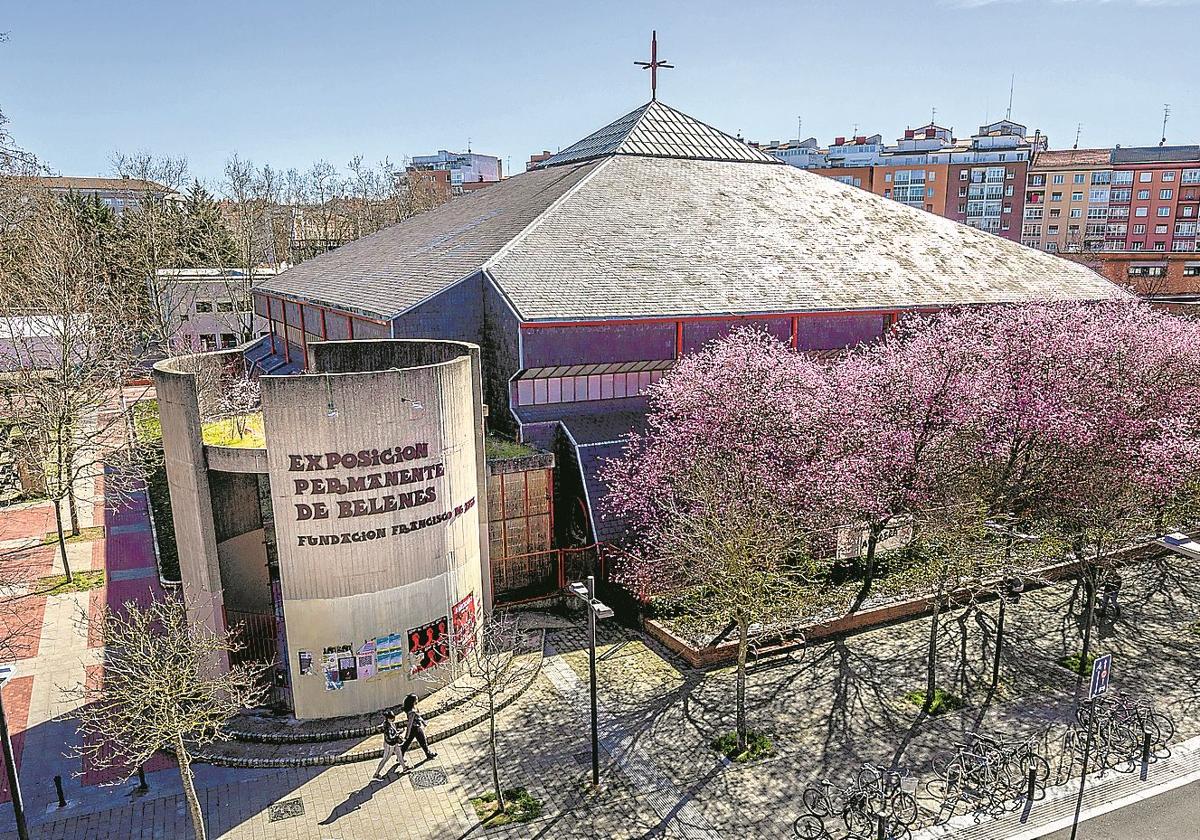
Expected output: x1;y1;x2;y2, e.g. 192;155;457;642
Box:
923;599;941;714
67;487;80;537
175;736;206;840
488;688;505;813
51;498;73;583
1078;568;1098;692
849;528;881;614
735;613;749;752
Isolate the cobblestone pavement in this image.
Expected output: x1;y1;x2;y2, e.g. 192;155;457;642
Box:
2;550;1197;839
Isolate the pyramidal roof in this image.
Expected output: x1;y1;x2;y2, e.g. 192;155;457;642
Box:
535;100;780;168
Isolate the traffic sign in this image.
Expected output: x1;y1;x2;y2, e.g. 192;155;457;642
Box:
1089;653;1112;700
0;664;14;687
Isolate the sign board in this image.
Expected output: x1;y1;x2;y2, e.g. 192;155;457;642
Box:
0;664;13;687
1157;532;1200;561
1089;653;1113;700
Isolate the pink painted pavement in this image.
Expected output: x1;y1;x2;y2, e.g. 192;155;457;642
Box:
0;676;33;805
0;505;53;543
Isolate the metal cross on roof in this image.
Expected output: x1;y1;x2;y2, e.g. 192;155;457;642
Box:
634;30;673;101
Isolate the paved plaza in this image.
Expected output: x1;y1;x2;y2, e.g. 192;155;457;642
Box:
2;515;1198;839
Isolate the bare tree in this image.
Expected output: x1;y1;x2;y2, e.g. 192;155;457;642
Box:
70;596;268;840
217;368;260;440
428;611;534;814
0;190;147;579
616;461;812;753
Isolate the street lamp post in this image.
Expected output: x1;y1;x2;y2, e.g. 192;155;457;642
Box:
569;575;613;789
0;664;29;840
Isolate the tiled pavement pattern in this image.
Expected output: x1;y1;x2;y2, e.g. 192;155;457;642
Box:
2;541;1199;838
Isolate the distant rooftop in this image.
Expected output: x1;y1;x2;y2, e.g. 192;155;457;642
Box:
1111;145;1200;165
535;100;780;168
1033;149;1112;168
34;176;172;193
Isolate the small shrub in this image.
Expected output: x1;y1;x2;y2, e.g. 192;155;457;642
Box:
1057;652;1096;673
470;787;542;827
905;688;966;716
711;730;775;762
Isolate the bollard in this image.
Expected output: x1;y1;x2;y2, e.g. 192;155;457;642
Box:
877;813;887;840
1142;731;1152;768
1027;765;1037;801
53;774;66;808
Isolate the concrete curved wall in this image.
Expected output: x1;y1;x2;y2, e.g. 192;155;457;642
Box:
154;339;490;720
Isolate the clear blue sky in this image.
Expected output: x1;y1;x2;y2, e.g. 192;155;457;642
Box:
2;0;1197;185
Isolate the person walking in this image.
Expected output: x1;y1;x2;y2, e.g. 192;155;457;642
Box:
401;693;438;762
374;709;408;778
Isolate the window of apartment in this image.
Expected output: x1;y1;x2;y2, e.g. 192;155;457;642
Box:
1073;173;1086;184
1131;241;1145;250
1069;208;1083;218
1184;206;1196;217
1135;207;1149;217
1051;191;1062;201
1137;189;1151;200
1175;222;1198;236
1155;224;1169;234
1048;225;1060;234
1162;170;1176;182
884;173;892;182
927;187;935;197
1184;265;1200;276
1186;190;1199;201
1052;174;1065;184
1183;169;1200;184
1109;206;1129;218
1154;242;1166;251
1087;207;1109;219
1050;208;1061;218
1089;189;1109;203
1160;189;1174;200
959;186;967;197
1071;191;1084;201
1158;206;1171;217
1128;266;1167;277
1003;203;1012;213
1068;224;1080;234
1173;240;1195;252
1092;171;1111;185
1029;174;1046;186
1046;242;1058;252
220;333;237;349
1110;189;1132;202
958;203;967;213
960;170;969;180
1006;169;1015;179
1112;171;1134;185
928;171;936;181
199;334;217;351
1006;185;1014;197
1134;224;1147;234
1139;172;1153;182
195;301;213;313
216;300;234;313
1024;207;1043;219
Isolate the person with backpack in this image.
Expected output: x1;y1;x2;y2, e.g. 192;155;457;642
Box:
401;693;438;762
373;708;408;778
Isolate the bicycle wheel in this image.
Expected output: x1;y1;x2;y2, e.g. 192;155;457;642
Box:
1019;752;1051;785
793;813;827;840
890;790;918;826
1150;712;1176;749
802;787;832;818
843;804;875;838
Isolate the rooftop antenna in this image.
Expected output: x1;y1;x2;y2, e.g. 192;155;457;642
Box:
1161;104;1171;146
852;122;859;136
931;106;937;125
634;30;673;102
1074;123;1081;150
467;137;472;154
1006;73;1015;120
797;116;802;142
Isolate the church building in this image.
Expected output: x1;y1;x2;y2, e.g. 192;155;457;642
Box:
252;99;1122;546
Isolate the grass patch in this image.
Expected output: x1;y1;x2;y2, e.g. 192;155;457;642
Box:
36;569;105;594
41;525;105;545
1058;652;1097;674
1189;621;1200;636
905;688;967;716
131;400;180;582
711;730;775;763
485;434;536;460
201;413;265;448
470;787;542;826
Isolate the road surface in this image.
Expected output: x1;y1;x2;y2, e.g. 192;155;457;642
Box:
1039;778;1200;839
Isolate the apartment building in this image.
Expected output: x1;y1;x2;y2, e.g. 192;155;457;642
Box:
1023;149;1112;253
1106;146;1200;254
409;149;503;194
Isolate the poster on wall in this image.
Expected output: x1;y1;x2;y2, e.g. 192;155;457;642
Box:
452;593;477;655
408;616;450;674
298;651;313;676
323;644;351;691
376;633;405;673
356;640;377;680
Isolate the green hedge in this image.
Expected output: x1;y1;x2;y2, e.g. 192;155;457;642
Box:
132;400;180;582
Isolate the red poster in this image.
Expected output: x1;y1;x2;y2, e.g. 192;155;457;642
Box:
408;616;449;673
452;593;477;654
